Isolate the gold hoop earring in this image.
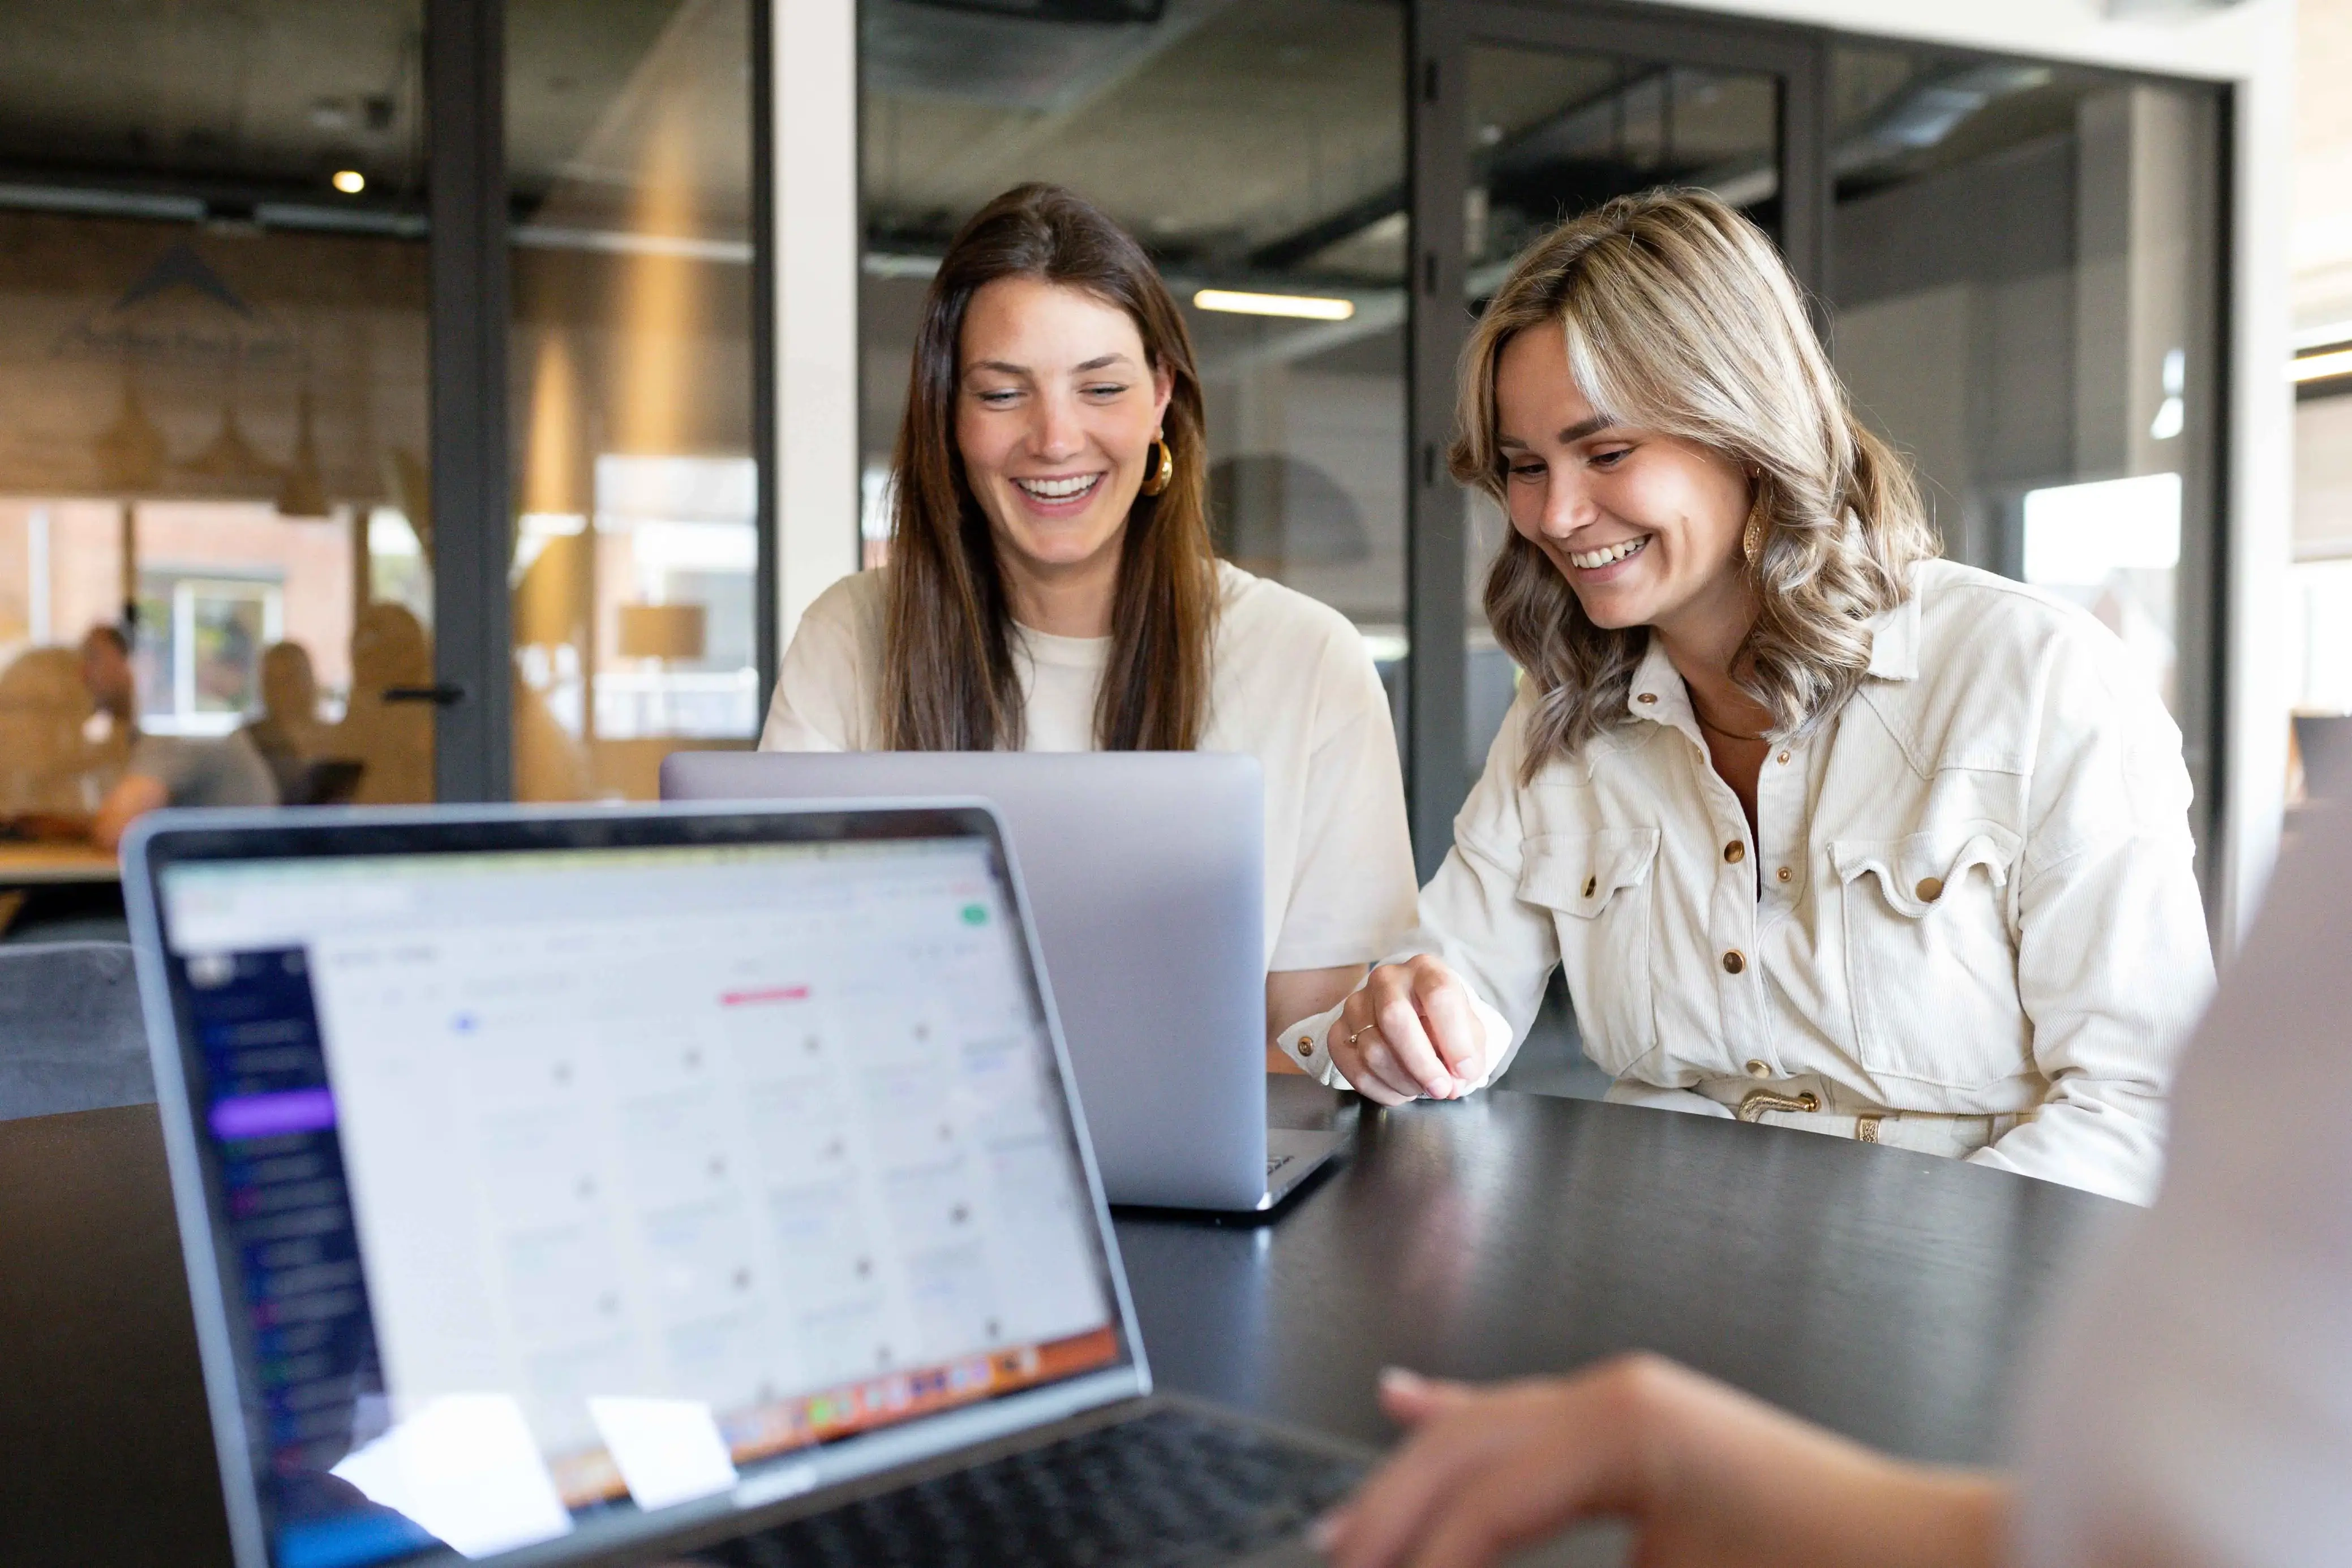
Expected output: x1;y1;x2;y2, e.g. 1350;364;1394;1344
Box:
1741;484;1769;568
1139;436;1173;498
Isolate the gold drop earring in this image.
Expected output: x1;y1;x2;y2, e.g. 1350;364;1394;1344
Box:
1139;430;1173;497
1741;472;1769;568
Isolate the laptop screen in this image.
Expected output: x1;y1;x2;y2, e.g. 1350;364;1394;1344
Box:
152;824;1131;1568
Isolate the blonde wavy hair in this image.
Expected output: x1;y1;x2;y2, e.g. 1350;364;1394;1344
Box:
1453;189;1938;780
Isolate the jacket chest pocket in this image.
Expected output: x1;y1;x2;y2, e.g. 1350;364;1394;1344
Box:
1829;827;2030;1089
1519;828;1660;1077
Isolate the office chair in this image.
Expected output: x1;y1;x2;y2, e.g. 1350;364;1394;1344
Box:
0;942;153;1120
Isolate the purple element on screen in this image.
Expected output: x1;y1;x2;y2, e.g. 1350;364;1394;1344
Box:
209;1088;338;1140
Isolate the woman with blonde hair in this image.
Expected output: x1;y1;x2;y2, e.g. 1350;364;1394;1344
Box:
1282;190;2210;1202
764;183;1417;1048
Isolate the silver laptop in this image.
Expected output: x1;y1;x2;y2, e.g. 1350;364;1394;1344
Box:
121;801;1373;1568
661;751;1346;1213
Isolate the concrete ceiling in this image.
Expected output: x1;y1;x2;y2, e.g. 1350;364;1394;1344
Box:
860;0;2101;289
0;0;2173;283
0;0;747;230
864;0;1408;281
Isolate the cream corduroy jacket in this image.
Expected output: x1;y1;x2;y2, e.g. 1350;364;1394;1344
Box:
1290;560;2214;1205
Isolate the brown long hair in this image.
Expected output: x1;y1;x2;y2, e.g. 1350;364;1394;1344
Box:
882;183;1217;751
1450;190;1937;778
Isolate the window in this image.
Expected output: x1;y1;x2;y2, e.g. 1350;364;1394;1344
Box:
1825;45;2225;856
507;0;765;802
0;0;432;807
0;0;774;815
135;571;284;736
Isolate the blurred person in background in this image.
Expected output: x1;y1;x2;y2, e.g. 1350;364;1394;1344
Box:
239;641;331;805
78;623;135;734
0;645;108;819
81;622;276;850
331;603;434;805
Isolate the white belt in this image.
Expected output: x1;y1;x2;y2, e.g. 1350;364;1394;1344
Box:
1705;1084;2033;1158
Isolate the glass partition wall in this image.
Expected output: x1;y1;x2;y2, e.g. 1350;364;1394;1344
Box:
507;0;763;801
0;3;2216;840
852;3;2227;893
1824;45;2225;863
851;0;2220;903
0;0;770;822
0;0;436;812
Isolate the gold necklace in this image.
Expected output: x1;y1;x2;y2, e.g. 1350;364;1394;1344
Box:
1689;703;1769;744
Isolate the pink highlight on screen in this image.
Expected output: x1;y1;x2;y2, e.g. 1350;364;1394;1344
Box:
721;985;810;1007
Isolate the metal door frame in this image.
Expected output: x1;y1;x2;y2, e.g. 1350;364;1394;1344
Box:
424;0;778;802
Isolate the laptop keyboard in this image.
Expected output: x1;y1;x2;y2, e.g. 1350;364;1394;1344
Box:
694;1407;1363;1568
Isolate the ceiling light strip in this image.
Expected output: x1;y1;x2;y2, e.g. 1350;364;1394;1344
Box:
2291;347;2352;384
1192;289;1355;321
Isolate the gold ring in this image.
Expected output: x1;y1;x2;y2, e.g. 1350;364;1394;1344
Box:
1347;1023;1379;1047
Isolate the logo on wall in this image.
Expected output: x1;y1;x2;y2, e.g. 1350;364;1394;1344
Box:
49;243;315;497
52;242;301;370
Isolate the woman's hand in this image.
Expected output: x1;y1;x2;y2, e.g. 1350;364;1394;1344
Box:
1330;956;1491;1105
1270;964;1372;1075
1315;1359;2008;1568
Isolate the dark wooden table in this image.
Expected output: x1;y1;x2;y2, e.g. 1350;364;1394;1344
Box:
0;1085;2121;1564
1121;1079;2120;1467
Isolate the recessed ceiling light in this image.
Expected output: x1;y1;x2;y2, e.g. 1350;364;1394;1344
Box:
332;169;366;195
1192;289;1355;321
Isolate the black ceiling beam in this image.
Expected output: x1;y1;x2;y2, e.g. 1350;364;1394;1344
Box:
1238;61;1679;279
1245;183;1405;273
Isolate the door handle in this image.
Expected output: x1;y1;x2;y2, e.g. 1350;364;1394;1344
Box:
381;683;467;706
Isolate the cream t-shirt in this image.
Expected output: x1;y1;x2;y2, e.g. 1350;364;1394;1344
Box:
760;561;1418;974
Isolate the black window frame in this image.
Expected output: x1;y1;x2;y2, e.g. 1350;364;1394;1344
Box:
428;0;780;801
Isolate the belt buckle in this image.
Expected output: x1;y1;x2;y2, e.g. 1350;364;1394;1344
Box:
1735;1089;1820;1123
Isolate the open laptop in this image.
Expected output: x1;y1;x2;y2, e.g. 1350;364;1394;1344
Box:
661;752;1346;1213
121;801;1371;1568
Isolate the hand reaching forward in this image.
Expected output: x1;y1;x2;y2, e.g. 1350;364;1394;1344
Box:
1315;1357;2007;1568
1329;956;1492;1105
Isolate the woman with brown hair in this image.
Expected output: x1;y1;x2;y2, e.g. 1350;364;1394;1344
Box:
1284;189;2211;1202
762;183;1416;1049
